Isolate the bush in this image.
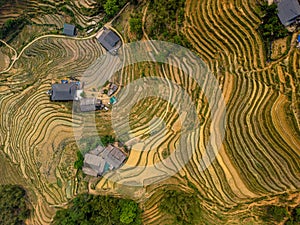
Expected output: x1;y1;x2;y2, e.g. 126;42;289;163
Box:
285;205;300;225
0;185;30;225
100;135;115;146
129;15;143;39
260;205;288;222
0;16;28;40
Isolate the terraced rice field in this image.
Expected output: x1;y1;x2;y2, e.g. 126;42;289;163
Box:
0;0;300;224
108;0;299;224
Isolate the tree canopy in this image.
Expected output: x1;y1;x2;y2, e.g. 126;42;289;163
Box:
104;0;120;17
159;189;202;225
52;194;142;225
0;185;30;225
258;3;288;41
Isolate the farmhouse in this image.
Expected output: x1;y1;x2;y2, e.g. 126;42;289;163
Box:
97;28;121;52
277;0;300;26
79;98;103;112
50;83;79;101
82;153;106;177
82;144;126;177
63;23;76;36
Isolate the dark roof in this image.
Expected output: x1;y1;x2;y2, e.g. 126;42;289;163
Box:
97;29;120;51
108;84;118;96
277;0;300;26
63;23;76;36
51;83;78;101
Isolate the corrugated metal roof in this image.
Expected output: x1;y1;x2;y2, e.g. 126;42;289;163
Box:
102;145;126;168
80;98;96;112
97;29;120;51
83;144;126;176
277;0;300;26
51;83;78;101
83;153;106;175
63;23;76;36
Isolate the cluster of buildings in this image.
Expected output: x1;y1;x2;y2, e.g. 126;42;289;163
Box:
49;79;125;177
52;24;125;177
82;144;127;177
54;23;122;112
63;23;121;54
49;79;119;112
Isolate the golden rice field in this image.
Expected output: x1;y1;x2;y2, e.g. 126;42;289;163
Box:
0;0;299;224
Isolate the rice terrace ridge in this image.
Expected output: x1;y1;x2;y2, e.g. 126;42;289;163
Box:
0;0;299;224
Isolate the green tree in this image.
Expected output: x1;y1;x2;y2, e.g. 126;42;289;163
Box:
100;135;115;146
120;200;139;224
258;3;288;41
129;16;143;39
159;189;201;225
104;0;119;17
74;151;84;169
0;185;30;225
52;194;142;225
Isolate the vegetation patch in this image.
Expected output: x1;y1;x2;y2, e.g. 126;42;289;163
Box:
146;0;191;47
104;0;129;18
0;16;29;41
285;205;300;225
0;185;30;225
159;189;202;225
129;13;143;39
52;194;142;225
257;2;289;60
259;205;288;223
74;151;84;170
